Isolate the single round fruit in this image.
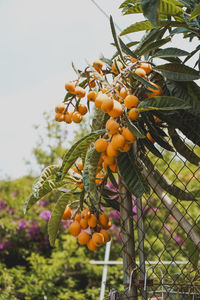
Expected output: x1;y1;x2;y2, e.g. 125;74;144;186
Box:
112;61;123;74
147;83;162;97
101;96;114;113
94;138;108;153
124;95;139;109
62;206;72;220
65;81;76;94
128;108;140;121
100;229;111;243
87;90;97;102
78;232;90;245
88;214;97;228
55;113;64;122
106;143;118;157
55;103;65;113
64;112;72;124
147;132;154;143
111;134;125;150
80;218;88;229
95;92;106;109
140;63;152;74
106;118;119;135
135;68;146;78
130;57;137;63
93;60;103;71
74;86;86;98
92;232;104;247
69;221;81;236
87;238;97;251
78;104;87;115
75;213;81;222
81;208;91;219
88;78;96;88
99;213;109;227
108;100;123;118
72;111;82;123
122;127;136;143
119;87;128;99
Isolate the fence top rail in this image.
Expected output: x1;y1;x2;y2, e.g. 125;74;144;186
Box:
89;260;189;265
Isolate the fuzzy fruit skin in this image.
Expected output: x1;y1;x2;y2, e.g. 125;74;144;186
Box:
139;63;152;74
69;221;81;237
128;108;139;121
124;95;139;109
135;68;146;78
108;100;123;118
92;232;104;247
94;138;108;153
78;232;90;245
87;239;97;251
62;206;72;220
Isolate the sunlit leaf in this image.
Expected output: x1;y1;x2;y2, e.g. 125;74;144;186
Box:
154;63;200;81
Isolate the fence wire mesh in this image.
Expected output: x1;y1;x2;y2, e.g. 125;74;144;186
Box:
112;121;200;300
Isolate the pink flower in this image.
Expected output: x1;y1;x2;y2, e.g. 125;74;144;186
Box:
39;210;51;222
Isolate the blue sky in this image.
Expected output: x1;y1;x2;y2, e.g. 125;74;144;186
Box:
0;0;198;179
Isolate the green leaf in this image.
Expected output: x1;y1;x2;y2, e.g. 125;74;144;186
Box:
168;127;200;166
33;165;60;198
91;108;106;131
141;0;160;26
160;0;184;16
107;166;119;189
154;63;200;81
189;3;200;21
120;0;139;9
120;20;155;35
138;96;191;111
24;178;68;213
57;129;106;180
129;70;157;90
124;111;145;138
123;3;142;14
117;150;150;198
139;38;171;56
110;15;125;63
142;138;163;158
152;47;189;58
48;193;72;246
118;37;138;58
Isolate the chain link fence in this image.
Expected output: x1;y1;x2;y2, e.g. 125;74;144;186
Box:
109;125;200;300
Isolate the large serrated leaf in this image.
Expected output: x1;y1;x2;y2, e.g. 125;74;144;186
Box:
168;127;200;166
120;20;155;35
57;129;106;180
160;0;184;16
152;47;189;58
154;63;200;81
24;178;68;213
123;3;142;14
48;193;72;246
141;0;160;27
120;0;140;9
33;165;60;198
138;96;191;111
189;3;200;21
117;151;150;198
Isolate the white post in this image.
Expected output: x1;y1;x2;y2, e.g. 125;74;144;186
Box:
100;240;111;300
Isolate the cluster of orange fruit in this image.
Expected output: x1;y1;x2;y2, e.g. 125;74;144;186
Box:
62;206;111;251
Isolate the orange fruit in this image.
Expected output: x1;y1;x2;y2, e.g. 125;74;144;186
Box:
124;95;139;109
80;218;88;229
55;113;64;122
128;108;139;121
121;127;136;143
64;112;72;124
101;96;114;113
112;61;123;74
93;60;103;71
65;81;76;94
111;134;125;150
119;87;128;99
106;143;118;157
130;57;137;63
55;103;65;113
62;206;72;220
92;232;104;247
95;92;105;109
153;115;161;123
94;138;108;153
99;213;109;227
78;104;87;115
87;90;97;102
72;111;82;123
104;221;112;229
147;83;162;97
120;142;131;152
140;63;152;74
95;173;105;184
88;78;96;88
109;161;118;173
78;232;90;245
135;68;146;78
104;155;115;166
81;208;91;219
74;86;86;98
100;229;111;243
69;221;81;236
106;118;119;135
108;100;123;118
87;238;97;251
77;161;83;171
147;132;154;143
88;214;97;228
75;213;81;222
